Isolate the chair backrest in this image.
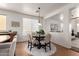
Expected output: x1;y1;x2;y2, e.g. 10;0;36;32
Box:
9;37;17;56
27;33;33;41
45;33;51;43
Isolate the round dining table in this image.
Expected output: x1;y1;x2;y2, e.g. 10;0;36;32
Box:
33;35;45;49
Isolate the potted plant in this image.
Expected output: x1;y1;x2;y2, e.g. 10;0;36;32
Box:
36;29;45;35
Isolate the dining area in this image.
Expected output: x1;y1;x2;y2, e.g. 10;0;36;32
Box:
26;30;56;56
28;33;51;50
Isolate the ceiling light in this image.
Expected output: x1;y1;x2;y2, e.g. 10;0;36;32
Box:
37;23;42;26
36;7;41;23
60;14;64;21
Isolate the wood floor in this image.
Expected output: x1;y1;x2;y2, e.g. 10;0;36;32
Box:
53;44;79;56
15;42;79;56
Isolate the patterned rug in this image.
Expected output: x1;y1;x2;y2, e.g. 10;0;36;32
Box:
27;43;56;56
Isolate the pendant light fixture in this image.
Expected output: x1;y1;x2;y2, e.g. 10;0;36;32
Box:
36;7;42;26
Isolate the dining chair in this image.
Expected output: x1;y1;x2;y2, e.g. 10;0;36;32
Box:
27;33;36;51
41;33;51;52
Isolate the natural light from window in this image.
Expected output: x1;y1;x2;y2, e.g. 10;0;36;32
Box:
23;18;38;34
77;23;79;32
0;15;6;31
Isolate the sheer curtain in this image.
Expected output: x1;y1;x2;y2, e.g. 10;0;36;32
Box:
23;18;38;35
0;15;6;31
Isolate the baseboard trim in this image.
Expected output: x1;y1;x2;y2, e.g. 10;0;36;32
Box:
51;41;71;50
17;41;27;43
71;46;79;52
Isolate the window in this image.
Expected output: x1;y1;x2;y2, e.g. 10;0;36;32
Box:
77;23;79;32
23;18;38;34
0;15;6;31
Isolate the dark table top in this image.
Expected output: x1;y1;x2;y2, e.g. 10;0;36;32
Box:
33;35;45;38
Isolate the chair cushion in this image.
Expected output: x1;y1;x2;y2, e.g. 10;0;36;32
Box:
40;40;46;44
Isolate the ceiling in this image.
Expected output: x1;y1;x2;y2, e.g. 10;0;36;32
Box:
48;13;60;20
0;3;68;17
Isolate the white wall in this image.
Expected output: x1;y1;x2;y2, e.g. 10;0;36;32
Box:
7;14;23;42
43;10;71;48
61;9;71;48
43;19;61;32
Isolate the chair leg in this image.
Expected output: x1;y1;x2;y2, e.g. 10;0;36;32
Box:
28;41;30;48
30;42;32;51
45;43;47;52
14;53;16;56
49;42;51;50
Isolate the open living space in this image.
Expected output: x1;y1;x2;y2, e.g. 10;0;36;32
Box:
0;3;79;56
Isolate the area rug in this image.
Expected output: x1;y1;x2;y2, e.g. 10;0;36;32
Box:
26;43;56;56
